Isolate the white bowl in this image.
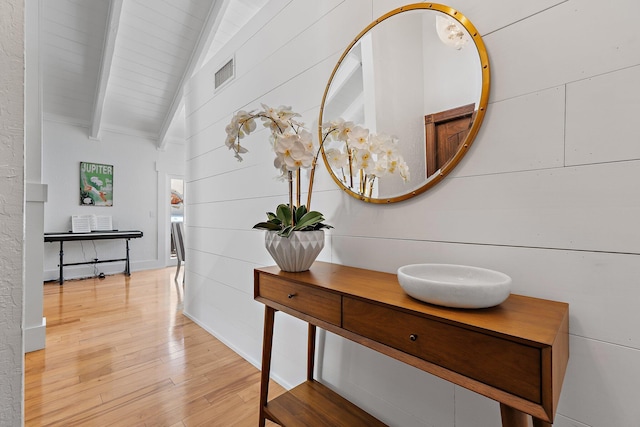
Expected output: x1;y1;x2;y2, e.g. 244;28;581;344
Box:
397;264;511;309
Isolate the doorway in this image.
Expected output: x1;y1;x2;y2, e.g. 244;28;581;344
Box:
169;178;184;260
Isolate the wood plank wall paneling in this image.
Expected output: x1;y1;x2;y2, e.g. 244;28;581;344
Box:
451;86;566;177
24;268;285;426
489;1;640;102
185;0;367;158
566;64;640;165
184;0;341;122
184;0;640;425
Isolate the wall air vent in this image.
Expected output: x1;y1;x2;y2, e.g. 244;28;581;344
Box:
214;58;234;90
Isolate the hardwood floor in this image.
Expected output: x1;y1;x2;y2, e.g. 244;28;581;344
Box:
25;268;285;426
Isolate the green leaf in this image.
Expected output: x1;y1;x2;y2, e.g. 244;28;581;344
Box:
313;222;333;230
278;225;293;237
275;204;292;227
253;222;282;231
255;204;332;234
293;211;325;230
266;211;278;221
294;205;307;223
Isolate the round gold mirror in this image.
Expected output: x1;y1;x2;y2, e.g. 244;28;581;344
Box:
319;3;490;203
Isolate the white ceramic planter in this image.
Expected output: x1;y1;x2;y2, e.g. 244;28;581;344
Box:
264;230;325;272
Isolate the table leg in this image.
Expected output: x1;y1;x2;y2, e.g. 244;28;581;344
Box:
307;324;316;381
259;306;276;427
500;404;530;427
58;241;64;285
533;418;552;427
125;239;131;275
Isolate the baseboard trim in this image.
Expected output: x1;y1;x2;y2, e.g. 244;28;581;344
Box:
25;317;46;353
43;260;164;282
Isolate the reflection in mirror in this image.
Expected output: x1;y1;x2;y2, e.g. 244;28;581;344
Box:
425;103;475;178
320;3;490;203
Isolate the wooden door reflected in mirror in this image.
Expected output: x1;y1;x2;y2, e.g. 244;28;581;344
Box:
425;103;475;178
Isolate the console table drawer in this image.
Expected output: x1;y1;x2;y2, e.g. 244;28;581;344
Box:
343;297;542;403
256;275;342;326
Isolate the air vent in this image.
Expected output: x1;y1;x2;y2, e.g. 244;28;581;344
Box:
215;58;234;89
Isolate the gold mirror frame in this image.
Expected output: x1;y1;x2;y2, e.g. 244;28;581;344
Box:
319;3;490;203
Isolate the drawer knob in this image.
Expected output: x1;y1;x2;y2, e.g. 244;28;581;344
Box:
409;334;418;342
287;293;296;299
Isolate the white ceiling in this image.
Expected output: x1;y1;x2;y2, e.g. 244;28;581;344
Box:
39;0;268;148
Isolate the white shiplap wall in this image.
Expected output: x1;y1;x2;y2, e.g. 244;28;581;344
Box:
184;0;640;426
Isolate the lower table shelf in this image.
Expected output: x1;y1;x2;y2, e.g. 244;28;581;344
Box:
264;380;386;427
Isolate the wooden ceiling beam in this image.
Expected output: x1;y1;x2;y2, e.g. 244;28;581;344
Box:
89;0;124;141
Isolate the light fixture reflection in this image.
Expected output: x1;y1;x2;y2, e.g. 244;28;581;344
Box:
436;15;468;50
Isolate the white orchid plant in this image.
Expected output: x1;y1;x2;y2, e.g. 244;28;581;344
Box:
322;118;410;198
225;104;332;237
225;104;409;236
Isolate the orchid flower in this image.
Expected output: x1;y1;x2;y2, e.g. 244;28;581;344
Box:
225;102;411;215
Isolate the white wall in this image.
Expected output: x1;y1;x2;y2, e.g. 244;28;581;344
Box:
0;0;25;424
183;1;640;426
373;13;427;193
24;0;47;353
42;121;185;281
422;12;481;115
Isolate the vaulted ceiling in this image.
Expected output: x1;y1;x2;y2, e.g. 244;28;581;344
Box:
40;0;268;148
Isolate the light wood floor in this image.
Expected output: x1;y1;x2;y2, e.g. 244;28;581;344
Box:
25;268;285;426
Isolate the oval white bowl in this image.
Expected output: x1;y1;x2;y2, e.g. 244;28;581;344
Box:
397;264;512;309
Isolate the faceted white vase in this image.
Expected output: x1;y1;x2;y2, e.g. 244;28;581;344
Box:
264;230;325;272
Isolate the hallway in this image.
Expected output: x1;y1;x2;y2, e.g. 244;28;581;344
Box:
25;268;284;426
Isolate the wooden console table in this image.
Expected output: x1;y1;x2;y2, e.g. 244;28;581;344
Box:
44;230;143;284
254;262;569;427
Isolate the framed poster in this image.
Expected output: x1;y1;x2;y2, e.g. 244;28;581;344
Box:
80;162;113;206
